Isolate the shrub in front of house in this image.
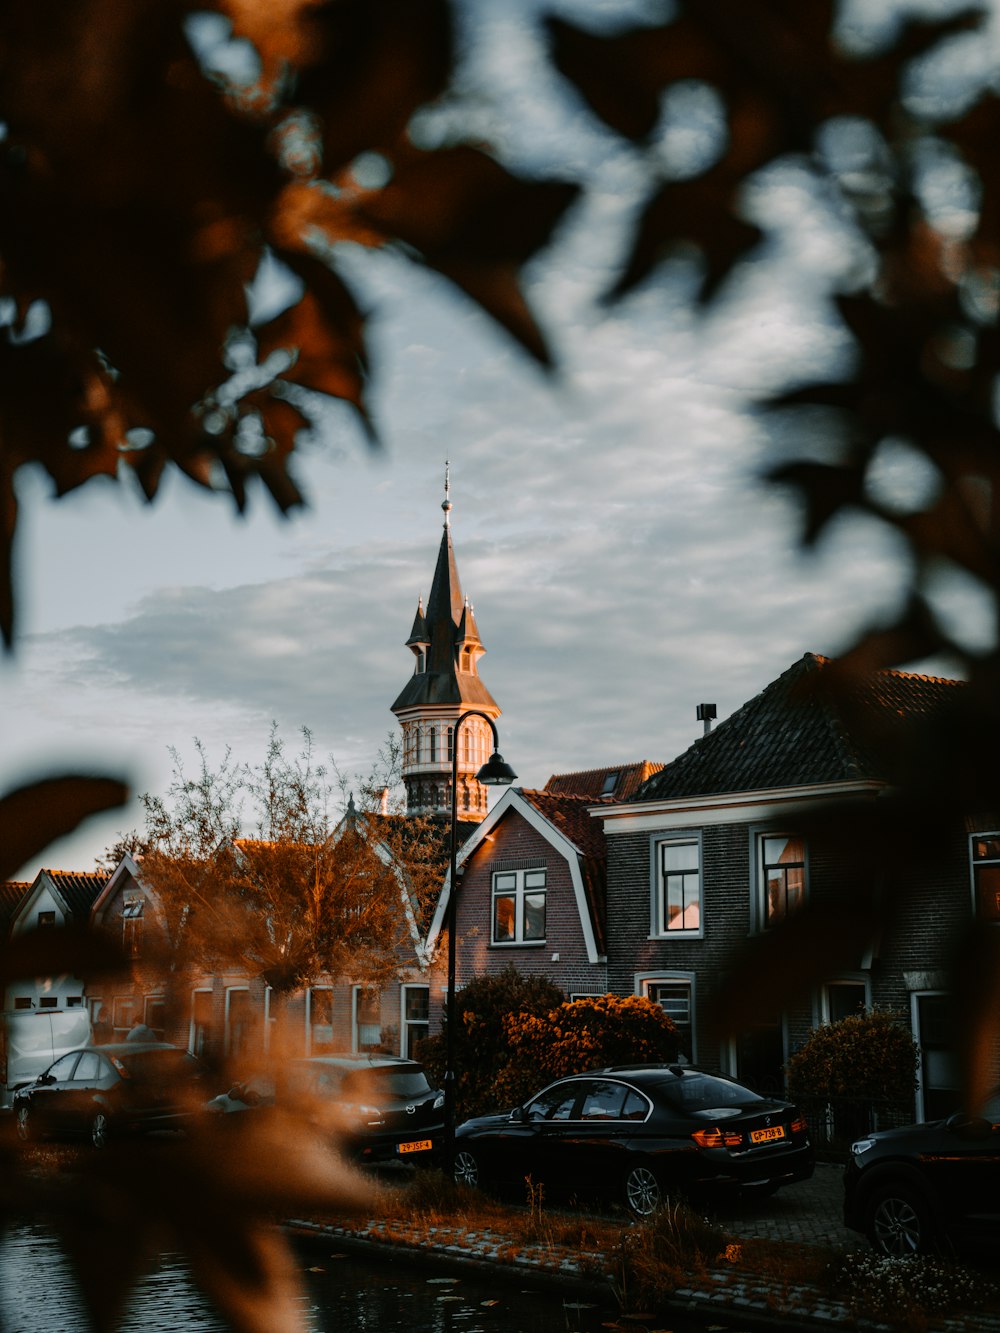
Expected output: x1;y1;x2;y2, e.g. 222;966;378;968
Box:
786;1008;919;1144
494;994;680;1109
418;966;565;1119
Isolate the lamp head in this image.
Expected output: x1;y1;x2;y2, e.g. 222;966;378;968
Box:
476;751;517;786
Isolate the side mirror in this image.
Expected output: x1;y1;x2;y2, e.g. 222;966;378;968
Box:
945;1112;992;1141
38;1073;55;1086
509;1106;525;1123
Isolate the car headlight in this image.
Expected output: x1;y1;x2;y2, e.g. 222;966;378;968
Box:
433;1093;445;1111
850;1137;875;1155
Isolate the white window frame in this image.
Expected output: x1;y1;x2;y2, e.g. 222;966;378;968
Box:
751;827;809;932
819;976;870;1025
306;986;334;1055
636;972;696;1063
400;984;430;1059
490;867;547;945
224;985;251;1057
352;986;381;1052
649;832;702;938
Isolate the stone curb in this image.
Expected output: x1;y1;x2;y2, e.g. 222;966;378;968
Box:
285;1217;1000;1333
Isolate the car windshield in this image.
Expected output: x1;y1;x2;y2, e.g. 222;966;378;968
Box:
657;1072;762;1112
112;1050;201;1083
341;1067;433;1099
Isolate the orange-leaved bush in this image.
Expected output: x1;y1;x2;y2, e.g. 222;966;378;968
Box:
786;1008;919;1105
499;994;680;1100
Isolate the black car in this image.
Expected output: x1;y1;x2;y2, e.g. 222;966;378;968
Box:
453;1064;814;1216
843;1092;1000;1257
13;1043;206;1147
207;1054;445;1165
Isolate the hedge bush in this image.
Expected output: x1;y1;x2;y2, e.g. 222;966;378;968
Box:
786;1008;919;1104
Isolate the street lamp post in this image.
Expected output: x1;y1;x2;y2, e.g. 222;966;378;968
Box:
444;709;516;1175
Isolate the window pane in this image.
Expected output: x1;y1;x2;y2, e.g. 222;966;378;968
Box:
524;892;546;941
580;1082;627;1119
74;1053;101;1080
493;895;515;941
663;843;698;873
975;863;1000;921
405;988;429;1022
526;1084;578;1121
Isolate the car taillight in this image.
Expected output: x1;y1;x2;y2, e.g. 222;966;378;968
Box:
692;1126;744;1149
790;1114;808;1135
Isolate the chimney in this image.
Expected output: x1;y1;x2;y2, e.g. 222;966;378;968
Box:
696;703;717;736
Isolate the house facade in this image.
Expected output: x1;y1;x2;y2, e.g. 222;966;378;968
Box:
426;787;612;1021
600;653;979;1120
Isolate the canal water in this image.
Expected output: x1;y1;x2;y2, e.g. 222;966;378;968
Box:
0;1223;745;1331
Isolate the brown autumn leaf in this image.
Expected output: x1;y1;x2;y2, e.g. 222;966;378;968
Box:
0;775;129;881
0;925;127;988
704;905;881;1037
351;145;579;364
259;250;371;424
289;0;454;174
765;459;869;547
607;173;763;304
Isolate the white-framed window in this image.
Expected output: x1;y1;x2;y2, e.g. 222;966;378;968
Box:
190;988;213;1058
821;978;869;1024
225;987;251;1057
307;987;335;1054
638;973;695;1062
651;836;701;936
401;985;429;1058
754;830;807;929
971;833;1000;922
122;899;144;958
491;868;546;944
353;987;381;1051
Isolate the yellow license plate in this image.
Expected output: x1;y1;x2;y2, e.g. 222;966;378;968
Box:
750;1126;785;1144
398;1138;433;1154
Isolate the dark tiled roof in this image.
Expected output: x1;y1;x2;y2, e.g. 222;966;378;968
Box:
0;881;31;930
40;870;112;921
544;761;665;801
520;790;608;955
634;653;966;802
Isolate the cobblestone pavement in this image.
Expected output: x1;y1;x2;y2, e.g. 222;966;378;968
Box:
700;1161;858;1252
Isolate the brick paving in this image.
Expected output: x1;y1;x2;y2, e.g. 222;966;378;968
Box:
701;1160;858;1251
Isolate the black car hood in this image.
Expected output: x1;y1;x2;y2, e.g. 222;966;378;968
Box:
457;1111;516;1133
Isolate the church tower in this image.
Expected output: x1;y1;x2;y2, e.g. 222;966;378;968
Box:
391;469;501;819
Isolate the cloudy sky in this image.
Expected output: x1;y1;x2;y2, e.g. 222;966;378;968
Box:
3;0;995;878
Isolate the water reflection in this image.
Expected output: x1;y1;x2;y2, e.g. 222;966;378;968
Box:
0;1223;740;1332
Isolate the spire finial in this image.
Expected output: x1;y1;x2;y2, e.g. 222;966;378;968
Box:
442;459;452;526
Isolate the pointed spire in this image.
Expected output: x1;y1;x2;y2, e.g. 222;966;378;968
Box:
406;595;430;648
442;459;452;527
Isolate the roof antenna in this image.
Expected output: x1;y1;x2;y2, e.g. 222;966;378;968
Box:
442;459;452;527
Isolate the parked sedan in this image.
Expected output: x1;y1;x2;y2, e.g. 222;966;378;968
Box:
207;1054;446;1165
454;1064;814;1216
844;1091;1000;1256
13;1043;206;1147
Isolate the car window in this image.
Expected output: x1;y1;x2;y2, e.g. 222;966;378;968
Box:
525;1083;580;1121
657;1072;762;1113
981;1089;1000;1124
72;1052;102;1080
343;1067;434;1100
622;1089;649;1121
45;1054;80;1081
113;1049;200;1084
579;1081;629;1120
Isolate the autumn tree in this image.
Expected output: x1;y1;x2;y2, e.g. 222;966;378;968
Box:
132;729;443;1033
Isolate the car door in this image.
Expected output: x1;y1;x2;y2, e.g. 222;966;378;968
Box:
512;1079;585;1189
550;1079;646;1200
65;1050;109;1134
30;1053;81;1134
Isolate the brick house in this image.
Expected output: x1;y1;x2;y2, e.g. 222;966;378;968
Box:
425;786;612;1020
600;652;979;1120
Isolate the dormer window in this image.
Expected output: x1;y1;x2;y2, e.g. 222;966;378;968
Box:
123;899;144;958
415;649;426;674
37;911;55;929
600;772;620;796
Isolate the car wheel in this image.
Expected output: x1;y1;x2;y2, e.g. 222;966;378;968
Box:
91;1110;111;1149
14;1104;32;1143
454;1149;480;1189
624;1162;662;1218
866;1182;934;1257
